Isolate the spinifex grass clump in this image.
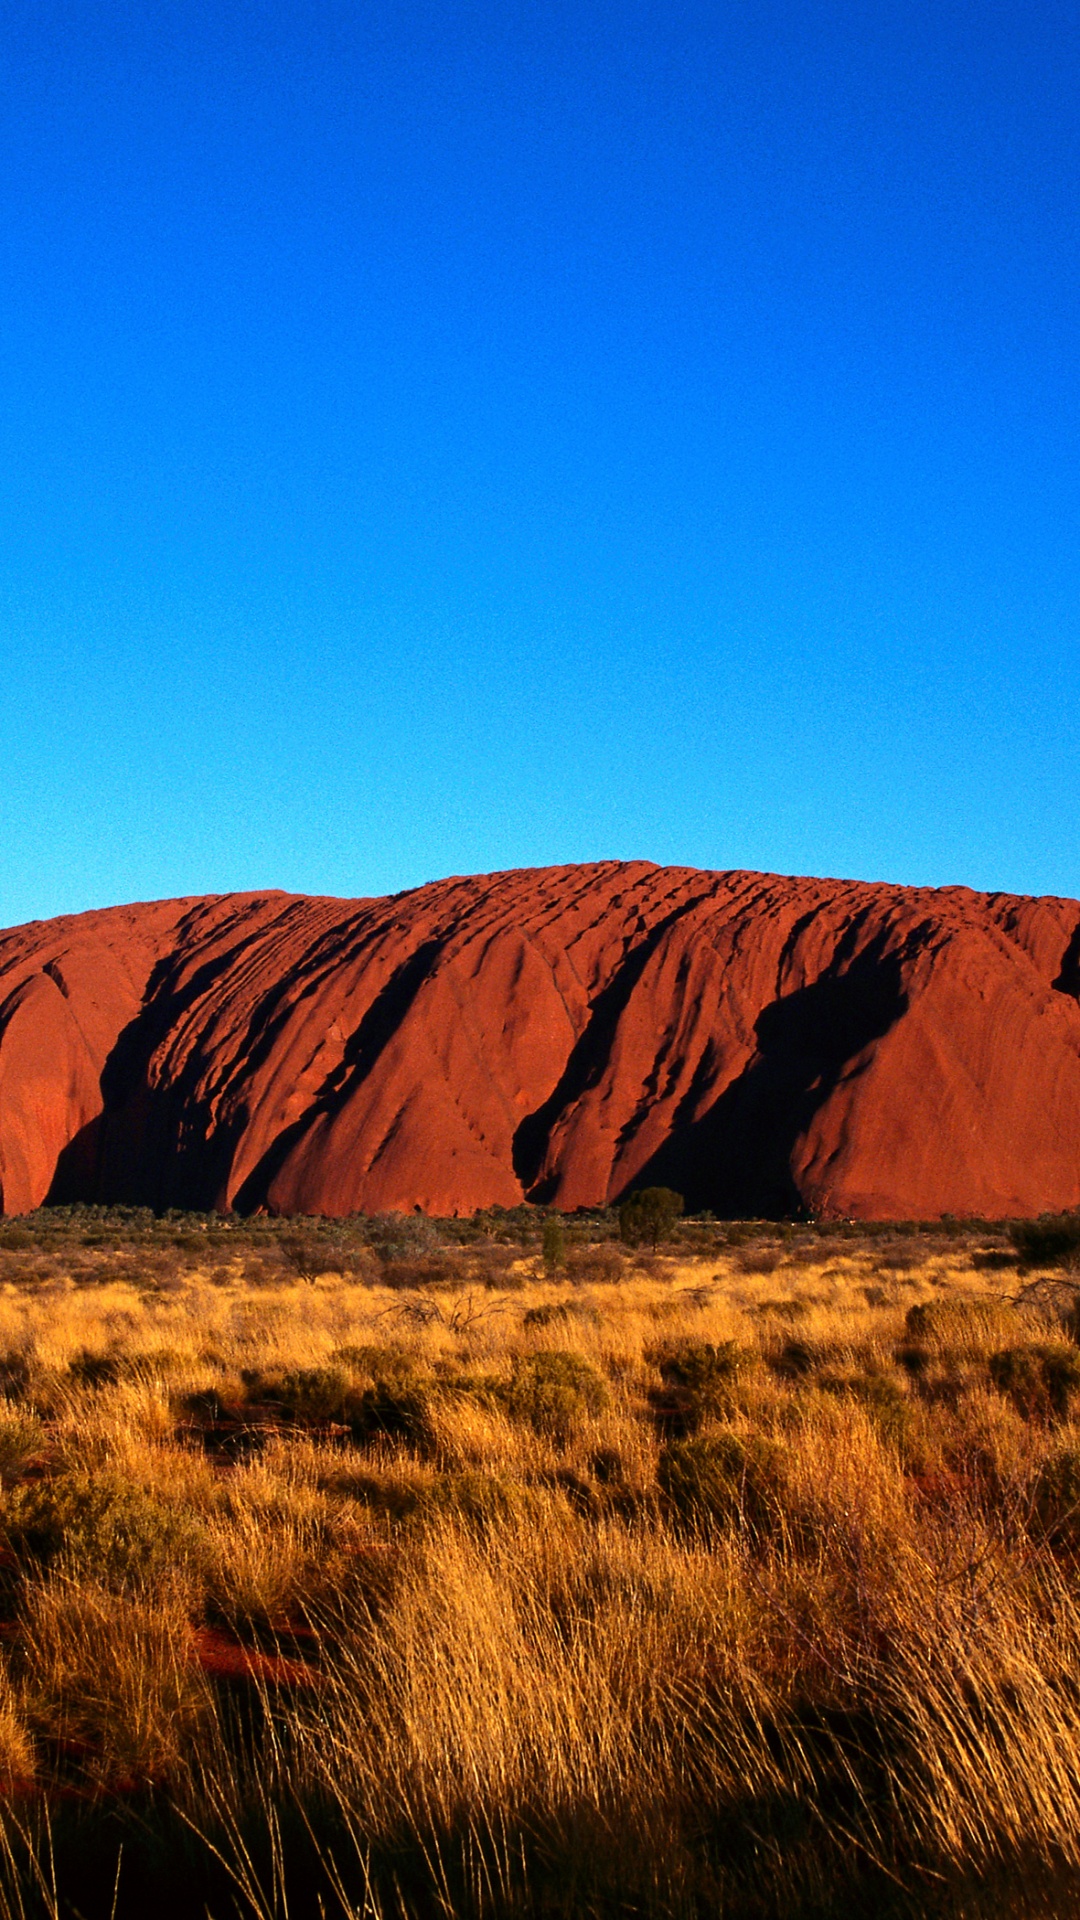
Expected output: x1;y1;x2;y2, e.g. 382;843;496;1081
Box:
0;1207;1075;1916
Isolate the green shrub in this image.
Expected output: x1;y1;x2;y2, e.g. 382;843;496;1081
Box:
284;1349;438;1448
541;1217;566;1274
989;1344;1080;1422
506;1351;610;1442
899;1298;1024;1371
241;1357;444;1442
819;1369;914;1450
417;1470;529;1530
658;1431;786;1535
0;1409;47;1486
6;1472;206;1587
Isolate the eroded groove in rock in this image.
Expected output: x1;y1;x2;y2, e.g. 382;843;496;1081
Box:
1;862;1079;1219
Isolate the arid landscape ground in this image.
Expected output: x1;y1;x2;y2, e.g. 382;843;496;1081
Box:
0;1205;1078;1915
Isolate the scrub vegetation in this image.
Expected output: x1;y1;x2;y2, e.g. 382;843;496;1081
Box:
0;1204;1076;1915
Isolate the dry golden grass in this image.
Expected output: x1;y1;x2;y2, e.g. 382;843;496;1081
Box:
0;1225;1077;1914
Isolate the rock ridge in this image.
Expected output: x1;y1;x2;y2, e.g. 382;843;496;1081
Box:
0;863;1078;1219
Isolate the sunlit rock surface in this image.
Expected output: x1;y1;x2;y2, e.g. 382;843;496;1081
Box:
1;863;1078;1218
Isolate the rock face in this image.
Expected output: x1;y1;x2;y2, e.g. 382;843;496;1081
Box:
0;863;1078;1220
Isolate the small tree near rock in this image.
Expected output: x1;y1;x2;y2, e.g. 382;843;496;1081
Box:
541;1216;566;1273
619;1187;684;1250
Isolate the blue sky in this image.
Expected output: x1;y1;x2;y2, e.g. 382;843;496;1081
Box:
1;0;1078;926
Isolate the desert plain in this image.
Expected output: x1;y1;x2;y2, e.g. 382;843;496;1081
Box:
0;1206;1075;1916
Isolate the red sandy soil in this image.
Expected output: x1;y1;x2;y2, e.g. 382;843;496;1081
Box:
0;861;1078;1220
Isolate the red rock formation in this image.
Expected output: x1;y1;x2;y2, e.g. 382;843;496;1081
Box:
0;863;1078;1220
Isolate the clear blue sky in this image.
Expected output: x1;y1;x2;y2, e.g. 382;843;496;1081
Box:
1;1;1078;928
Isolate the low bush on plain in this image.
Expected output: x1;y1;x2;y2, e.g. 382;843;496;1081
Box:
506;1350;610;1440
6;1472;206;1587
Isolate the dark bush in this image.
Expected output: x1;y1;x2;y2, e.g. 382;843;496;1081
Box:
332;1343;416;1379
350;1379;436;1448
658;1431;786;1535
565;1245;624;1284
771;1339;830;1379
649;1340;750;1429
278;1236;331;1282
0;1352;31;1400
238;1360;435;1445
243;1365;356;1424
1009;1214;1080;1271
523;1302;573;1329
989;1344;1080;1422
748;1298;810;1322
590;1446;626;1485
735;1248;781;1276
182;1387;237;1425
371;1214;450;1263
68;1350;122;1389
381;1258;462;1290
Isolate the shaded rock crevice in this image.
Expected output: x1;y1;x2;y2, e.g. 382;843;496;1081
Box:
1054;918;1080;1002
231;936;447;1212
511;889;716;1200
628;936;909;1215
